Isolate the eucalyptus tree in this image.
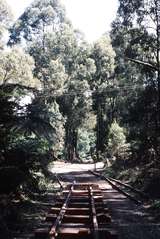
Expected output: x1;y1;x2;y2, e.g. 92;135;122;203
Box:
90;35;115;156
112;0;160;88
118;0;160;112
111;0;160;158
27;23;95;161
8;0;67;45
0;0;12;48
7;0;70;156
54;29;96;161
29;23;74;89
8;0;96;161
28;18;97;161
0;47;36;86
111;17;147;141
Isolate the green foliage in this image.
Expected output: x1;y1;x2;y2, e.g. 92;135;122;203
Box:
8;0;67;45
48;101;65;155
0;136;51;193
0;82;59;195
110;0;160;168
150;200;160;210
90;36;115;90
77;128;96;159
108;121;130;158
0;0;12;26
0;0;12;48
0;47;36;86
90;35;116;154
8;0;97;162
41;24;96;161
91;35;115;89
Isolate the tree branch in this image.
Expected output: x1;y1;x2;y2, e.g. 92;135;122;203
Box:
126;57;158;71
0;83;38;93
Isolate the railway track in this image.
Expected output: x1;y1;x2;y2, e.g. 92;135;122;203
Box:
34;166;148;239
89;170;148;204
35;182;117;239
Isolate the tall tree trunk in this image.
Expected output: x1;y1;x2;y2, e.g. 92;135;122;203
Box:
155;0;160;156
96;101;110;156
65;121;78;162
96;103;102;158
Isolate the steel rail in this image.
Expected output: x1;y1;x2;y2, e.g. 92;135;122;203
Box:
89;170;142;204
49;182;75;238
55;173;64;190
89;186;99;239
108;176;148;199
35;181;118;239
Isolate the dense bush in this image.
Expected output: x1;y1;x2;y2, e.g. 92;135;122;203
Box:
0;137;53;195
108;121;130;160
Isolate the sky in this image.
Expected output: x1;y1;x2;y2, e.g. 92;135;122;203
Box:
6;0;118;42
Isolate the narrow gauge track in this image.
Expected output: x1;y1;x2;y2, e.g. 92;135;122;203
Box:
89;170;148;204
35;182;117;239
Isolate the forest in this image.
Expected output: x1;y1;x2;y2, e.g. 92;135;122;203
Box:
0;0;160;238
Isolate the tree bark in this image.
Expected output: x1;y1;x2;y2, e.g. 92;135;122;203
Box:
65;121;79;162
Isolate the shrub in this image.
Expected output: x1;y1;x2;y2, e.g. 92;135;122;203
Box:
108;120;130;159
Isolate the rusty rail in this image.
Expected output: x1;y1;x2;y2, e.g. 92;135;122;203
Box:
89;186;99;239
89;170;142;204
49;183;74;238
108;176;148;199
35;182;117;239
55;173;64;190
